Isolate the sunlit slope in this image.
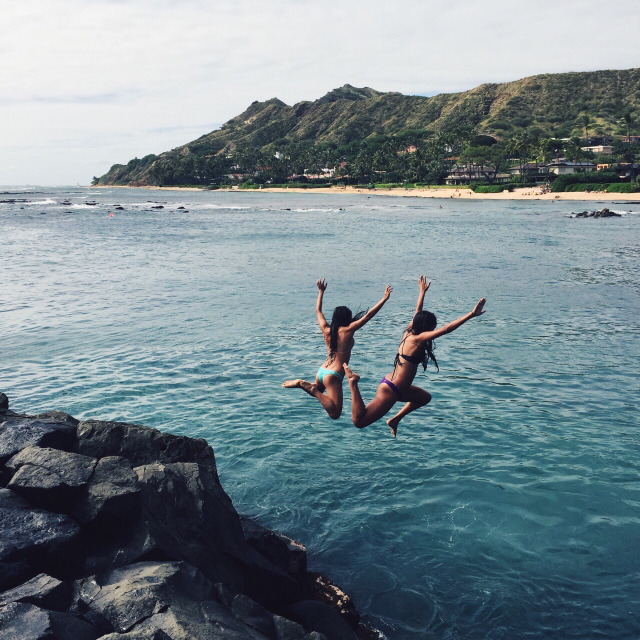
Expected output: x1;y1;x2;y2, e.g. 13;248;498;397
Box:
97;68;640;185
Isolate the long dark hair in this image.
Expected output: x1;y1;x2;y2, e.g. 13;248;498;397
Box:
396;310;439;371
328;306;366;359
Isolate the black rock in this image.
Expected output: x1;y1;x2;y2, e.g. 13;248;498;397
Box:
74;561;215;633
0;560;32;592
97;599;270;639
132;462;247;588
0;419;76;466
286;601;357;640
115;206;125;210
0;401;369;639
0;393;8;412
0;489;81;585
75;420;218;471
232;594;276;637
73;456;139;524
151;205;164;209
0;573;71;611
0;601;99;640
177;206;185;209
572;208;621;218
273;614;305;640
306;573;360;630
594;208;620;217
241;545;302;611
7;447;97;512
241;516;307;577
34;411;79;427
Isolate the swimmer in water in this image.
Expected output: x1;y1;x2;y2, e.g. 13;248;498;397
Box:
283;279;392;419
343;276;486;436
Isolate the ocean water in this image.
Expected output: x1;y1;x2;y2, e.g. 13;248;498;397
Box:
1;186;639;639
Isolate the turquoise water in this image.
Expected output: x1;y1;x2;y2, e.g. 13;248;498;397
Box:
2;187;639;639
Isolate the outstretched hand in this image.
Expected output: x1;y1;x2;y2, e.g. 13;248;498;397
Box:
383;284;393;300
472;298;487;317
316;278;327;292
419;275;431;294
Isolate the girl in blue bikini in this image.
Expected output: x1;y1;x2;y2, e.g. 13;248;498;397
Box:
343;276;486;437
283;279;392;419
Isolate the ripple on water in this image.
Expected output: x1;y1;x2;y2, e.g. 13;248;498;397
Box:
1;188;640;639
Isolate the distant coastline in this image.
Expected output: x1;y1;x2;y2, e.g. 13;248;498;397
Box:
93;184;640;202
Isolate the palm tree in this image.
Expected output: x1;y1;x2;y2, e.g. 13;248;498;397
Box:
513;131;534;182
582;115;590;143
564;137;583;167
623;111;633;148
535;137;552;176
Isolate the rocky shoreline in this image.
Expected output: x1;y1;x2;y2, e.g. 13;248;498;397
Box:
0;393;377;640
570;207;622;218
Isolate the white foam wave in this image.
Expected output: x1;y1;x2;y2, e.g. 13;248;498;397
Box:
190;204;251;210
289;208;345;213
23;198;56;206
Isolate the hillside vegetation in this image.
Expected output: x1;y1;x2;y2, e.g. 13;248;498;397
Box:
95;68;640;186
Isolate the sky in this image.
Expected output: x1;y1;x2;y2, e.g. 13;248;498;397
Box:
2;0;639;185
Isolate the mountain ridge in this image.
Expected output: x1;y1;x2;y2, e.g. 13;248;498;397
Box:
95;67;640;186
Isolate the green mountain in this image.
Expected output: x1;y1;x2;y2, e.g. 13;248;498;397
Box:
95;68;640;186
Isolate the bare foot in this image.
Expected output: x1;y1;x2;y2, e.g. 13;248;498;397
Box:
342;363;360;383
299;380;318;396
283;379;318;396
387;416;399;438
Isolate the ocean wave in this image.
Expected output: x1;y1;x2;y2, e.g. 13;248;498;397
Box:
191;204;252;210
23;198;56;206
289;208;345;212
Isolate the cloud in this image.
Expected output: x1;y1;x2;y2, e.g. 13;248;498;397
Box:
2;93;124;105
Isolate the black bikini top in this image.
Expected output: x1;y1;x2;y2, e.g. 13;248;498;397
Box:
394;333;426;370
397;351;424;364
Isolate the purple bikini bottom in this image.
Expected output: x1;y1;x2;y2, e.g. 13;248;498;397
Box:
380;377;402;400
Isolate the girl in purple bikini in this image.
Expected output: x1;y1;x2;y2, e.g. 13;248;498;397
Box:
343;276;486;437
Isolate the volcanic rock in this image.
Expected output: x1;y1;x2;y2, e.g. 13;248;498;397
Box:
0;394;376;639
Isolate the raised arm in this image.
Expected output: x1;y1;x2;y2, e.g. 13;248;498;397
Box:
415;275;431;314
347;285;392;332
315;279;329;332
415;298;486;343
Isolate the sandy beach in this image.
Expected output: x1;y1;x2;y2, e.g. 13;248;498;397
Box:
97;185;640;202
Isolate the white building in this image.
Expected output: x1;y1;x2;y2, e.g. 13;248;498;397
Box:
547;160;596;175
581;145;614;154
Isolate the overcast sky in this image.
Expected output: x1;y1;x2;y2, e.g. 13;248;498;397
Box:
2;0;639;185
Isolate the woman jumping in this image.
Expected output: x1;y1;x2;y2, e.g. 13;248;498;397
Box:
283;279;392;420
343;276;486;436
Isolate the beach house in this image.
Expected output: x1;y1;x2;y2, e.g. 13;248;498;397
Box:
444;164;510;185
546;160;596;175
581;145;614;155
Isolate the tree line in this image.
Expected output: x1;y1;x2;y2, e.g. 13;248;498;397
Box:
94;113;638;187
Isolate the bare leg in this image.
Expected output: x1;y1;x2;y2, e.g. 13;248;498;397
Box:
341;365;364;423
343;364;396;429
386;386;432;437
282;378;341;420
322;375;343;419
